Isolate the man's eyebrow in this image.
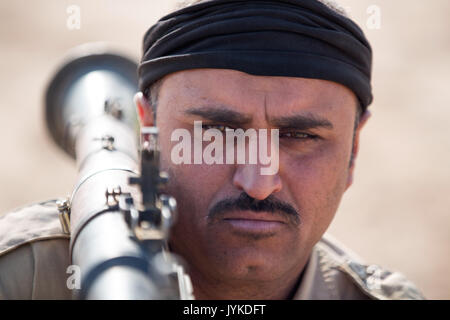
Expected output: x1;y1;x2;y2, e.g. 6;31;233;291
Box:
184;107;252;125
269;113;334;130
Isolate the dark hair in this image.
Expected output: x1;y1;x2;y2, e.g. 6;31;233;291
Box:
143;78;163;114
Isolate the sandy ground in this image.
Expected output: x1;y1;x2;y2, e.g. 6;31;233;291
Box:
0;0;449;299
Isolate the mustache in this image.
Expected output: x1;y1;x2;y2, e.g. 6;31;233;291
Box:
207;193;300;226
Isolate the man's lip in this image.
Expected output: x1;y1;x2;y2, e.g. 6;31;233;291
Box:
222;218;285;234
221;210;286;224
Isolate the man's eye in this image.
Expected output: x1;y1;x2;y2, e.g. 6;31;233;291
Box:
280;132;319;140
202;124;234;132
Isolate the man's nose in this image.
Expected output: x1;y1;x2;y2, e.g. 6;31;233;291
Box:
232;164;282;200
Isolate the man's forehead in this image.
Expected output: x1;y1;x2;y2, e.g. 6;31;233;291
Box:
158;68;358;119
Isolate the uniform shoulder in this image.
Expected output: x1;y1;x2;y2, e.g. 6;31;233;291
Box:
316;234;425;300
0;199;70;257
0;199;72;299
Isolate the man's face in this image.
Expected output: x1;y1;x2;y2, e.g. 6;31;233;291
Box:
142;69;361;287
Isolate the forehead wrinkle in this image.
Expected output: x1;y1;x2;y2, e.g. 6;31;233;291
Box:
264;92;269;125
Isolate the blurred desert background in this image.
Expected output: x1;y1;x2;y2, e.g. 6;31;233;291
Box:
0;0;449;299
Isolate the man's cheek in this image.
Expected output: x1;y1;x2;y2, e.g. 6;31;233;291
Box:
285;155;346;216
289;144;348;183
165;164;210;210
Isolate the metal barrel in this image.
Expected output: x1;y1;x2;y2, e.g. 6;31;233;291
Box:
45;44;180;299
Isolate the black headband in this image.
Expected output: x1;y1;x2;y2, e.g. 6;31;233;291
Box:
139;0;373;110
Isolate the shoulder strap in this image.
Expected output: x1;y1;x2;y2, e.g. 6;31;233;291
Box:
317;234;425;300
337;260;425;300
0;199;70;257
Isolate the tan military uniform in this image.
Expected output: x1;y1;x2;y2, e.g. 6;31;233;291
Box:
0;200;71;299
0;199;424;300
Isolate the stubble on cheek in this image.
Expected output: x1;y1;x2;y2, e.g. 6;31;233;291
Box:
305;161;350;245
164;164;210;252
282;142;351;251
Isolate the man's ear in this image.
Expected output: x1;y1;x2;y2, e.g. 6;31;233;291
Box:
346;109;371;190
134;92;155;127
